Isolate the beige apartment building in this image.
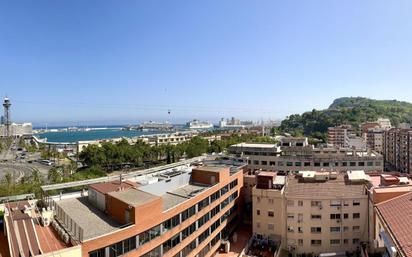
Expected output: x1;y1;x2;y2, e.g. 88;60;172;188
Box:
252;170;369;255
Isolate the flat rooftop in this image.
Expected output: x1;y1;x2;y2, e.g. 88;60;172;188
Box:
231;143;278;148
56;197;122;240
162;183;210;211
286;175;366;198
109;188;159;206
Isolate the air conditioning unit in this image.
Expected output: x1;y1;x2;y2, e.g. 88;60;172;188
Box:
337;206;341;210
337;219;340;223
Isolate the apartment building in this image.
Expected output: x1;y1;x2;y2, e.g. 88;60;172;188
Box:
328;125;353;147
365;128;385;154
383;128;412;173
252;170;369;255
2;160;245;257
228;142;383;173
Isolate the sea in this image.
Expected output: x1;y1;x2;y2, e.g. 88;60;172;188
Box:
34;125;174;143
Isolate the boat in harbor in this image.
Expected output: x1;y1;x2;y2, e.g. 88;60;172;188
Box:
122;121;174;131
186;119;214;130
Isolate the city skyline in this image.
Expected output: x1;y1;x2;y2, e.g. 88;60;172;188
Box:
1;0;412;124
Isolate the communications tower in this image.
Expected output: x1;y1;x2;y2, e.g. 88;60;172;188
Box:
3;97;11;137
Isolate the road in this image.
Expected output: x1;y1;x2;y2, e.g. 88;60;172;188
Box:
0;138;51;182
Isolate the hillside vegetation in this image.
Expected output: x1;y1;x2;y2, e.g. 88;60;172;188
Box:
279;97;412;140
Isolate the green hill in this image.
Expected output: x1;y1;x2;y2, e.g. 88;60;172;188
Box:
278;97;412;140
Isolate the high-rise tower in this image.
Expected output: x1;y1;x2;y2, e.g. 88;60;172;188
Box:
3;97;11;137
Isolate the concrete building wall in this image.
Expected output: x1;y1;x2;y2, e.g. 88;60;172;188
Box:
284;196;368;254
87;188;106;212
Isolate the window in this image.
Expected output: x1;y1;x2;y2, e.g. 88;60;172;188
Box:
330;227;340;233
298;213;303;222
330;200;341;207
298;227;303;233
358;162;365;166
311;201;322;207
268;211;274;217
139;225;161;246
298;239;303;246
342;162;348;167
367;161;373;167
253;160;259;165
142;246;161;257
287;213;294;219
330;239;340;245
344;213;349;219
314;162;321;167
210;205;220;218
268;199;274;204
343;226;349;232
330;214;341;220
353;238;360;244
163;234;180;253
182;223;196;240
262;161;267;165
256;210;261;215
287;226;294;232
198;197;210;212
89;249;105;257
287;162;293;167
353;213;360;219
350;162;356;167
311;227;321;233
295;162;302;166
304;162;311;167
287;200;294;207
268;224;274;230
353;200;360;206
311;240;321;246
298;201;303;207
257;197;261;203
311;214;322;219
198;213;210;228
220;185;229;196
353;226;360;231
181;206;196;222
210;191;220;203
323;162;330;167
343;239;349;244
270;161;276;166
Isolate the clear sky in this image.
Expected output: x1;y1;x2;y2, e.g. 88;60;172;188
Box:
1;0;412;126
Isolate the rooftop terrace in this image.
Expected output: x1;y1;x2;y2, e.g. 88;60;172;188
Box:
55;197;122;240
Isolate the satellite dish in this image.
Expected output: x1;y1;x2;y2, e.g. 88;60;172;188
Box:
168;109;171;115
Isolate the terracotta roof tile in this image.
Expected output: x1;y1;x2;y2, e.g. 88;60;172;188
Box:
377;192;412;257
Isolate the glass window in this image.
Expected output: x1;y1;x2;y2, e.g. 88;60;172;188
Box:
311;227;321;233
311;240;321;245
330;227;340;233
353;213;360;219
330;239;340;245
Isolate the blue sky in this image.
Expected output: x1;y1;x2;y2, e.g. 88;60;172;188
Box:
1;0;412;126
